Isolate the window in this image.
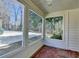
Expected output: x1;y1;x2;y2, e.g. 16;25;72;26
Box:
28;10;42;43
45;16;63;40
0;0;24;56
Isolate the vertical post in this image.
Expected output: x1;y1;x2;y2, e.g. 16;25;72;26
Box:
23;5;29;47
42;18;45;40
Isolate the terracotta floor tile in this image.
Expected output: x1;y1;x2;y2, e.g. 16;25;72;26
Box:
32;45;79;58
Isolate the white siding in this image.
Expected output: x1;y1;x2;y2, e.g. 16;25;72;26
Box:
68;9;79;51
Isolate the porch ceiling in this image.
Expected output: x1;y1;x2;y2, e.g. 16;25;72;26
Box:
31;0;79;14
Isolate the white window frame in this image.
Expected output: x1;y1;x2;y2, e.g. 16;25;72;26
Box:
28;9;44;43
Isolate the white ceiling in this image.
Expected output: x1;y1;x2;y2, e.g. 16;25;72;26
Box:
31;0;79;14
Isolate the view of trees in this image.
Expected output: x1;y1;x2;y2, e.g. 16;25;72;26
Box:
29;10;42;33
0;0;23;32
45;16;63;40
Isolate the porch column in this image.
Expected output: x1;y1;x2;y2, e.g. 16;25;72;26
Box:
18;0;30;46
23;6;29;46
42;18;45;40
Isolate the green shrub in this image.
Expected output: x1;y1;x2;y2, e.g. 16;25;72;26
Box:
50;33;62;40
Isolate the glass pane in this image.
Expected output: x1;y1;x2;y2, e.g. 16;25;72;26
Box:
45;16;63;40
0;0;23;56
29;10;42;43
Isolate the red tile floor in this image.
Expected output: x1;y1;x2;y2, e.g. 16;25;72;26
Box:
32;45;79;58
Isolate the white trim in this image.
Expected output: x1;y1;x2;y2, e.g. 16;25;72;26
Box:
22;3;25;47
42;18;45;40
14;0;25;47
